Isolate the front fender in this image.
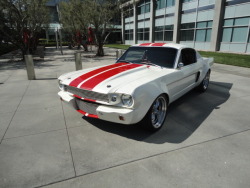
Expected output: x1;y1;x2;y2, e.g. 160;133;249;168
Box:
131;80;168;123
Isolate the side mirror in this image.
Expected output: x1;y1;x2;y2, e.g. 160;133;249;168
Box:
177;62;184;69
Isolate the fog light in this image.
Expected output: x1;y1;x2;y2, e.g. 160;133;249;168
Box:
119;115;125;121
111;96;117;102
110;94;119;103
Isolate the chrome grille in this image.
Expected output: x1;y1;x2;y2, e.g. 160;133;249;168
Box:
76;98;98;115
66;85;109;102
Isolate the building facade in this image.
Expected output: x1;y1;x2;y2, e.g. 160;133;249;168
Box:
121;0;250;53
46;0;62;40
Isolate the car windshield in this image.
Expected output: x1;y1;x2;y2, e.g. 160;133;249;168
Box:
117;47;178;68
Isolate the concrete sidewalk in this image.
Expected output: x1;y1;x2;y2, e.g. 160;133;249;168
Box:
0;47;250;188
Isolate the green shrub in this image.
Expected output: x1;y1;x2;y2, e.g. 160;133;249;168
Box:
39;41;68;47
0;44;18;56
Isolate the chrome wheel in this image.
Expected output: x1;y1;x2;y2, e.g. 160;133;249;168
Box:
198;70;211;92
202;71;210;90
151;96;167;129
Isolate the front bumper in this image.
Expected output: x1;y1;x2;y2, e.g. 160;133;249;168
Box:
58;91;140;124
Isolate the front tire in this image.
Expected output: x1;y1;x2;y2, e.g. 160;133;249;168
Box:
141;94;168;131
198;70;210;92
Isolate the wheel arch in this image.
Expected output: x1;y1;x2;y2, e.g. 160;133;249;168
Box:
161;93;169;105
139;93;169;131
132;82;170;123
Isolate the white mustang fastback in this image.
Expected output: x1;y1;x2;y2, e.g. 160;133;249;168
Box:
58;43;213;131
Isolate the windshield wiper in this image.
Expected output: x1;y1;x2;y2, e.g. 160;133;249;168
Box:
117;60;133;64
139;61;163;68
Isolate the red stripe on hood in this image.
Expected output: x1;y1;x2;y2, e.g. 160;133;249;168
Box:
79;63;142;90
139;43;152;46
151;43;166;46
69;63;127;87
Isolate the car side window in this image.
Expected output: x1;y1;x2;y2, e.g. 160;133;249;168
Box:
181;48;197;66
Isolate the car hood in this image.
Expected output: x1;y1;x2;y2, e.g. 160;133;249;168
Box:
59;62;175;94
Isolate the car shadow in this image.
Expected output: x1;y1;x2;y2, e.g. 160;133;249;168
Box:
83;81;232;144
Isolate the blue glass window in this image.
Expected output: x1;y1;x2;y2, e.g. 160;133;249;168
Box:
234;17;249;26
197;22;207;28
222;28;233;42
196;29;206;41
224;19;234;26
232;27;248;42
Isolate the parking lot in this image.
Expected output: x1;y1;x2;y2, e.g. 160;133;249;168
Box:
0;47;250;188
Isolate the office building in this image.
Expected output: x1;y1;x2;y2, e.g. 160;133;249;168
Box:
121;0;250;53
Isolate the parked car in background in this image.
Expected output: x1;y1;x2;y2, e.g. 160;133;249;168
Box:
58;43;214;131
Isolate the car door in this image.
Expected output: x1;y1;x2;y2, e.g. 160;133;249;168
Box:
168;48;202;100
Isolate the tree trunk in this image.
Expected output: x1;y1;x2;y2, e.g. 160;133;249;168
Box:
21;49;26;60
96;42;104;56
21;44;28;60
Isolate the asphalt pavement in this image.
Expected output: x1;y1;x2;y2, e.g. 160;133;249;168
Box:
0;46;250;188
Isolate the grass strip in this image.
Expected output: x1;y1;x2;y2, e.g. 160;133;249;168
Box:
105;44;250;68
104;44;130;50
198;51;250;68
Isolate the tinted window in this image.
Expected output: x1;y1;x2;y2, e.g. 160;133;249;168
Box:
118;47;178;68
181;48;197;66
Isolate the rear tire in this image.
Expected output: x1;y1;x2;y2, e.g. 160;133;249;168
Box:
198;70;210;92
141;94;168;132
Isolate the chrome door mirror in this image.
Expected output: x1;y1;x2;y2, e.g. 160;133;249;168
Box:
177;62;184;69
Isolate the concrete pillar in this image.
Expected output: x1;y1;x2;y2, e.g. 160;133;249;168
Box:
133;2;138;44
75;52;82;70
55;30;59;49
116;49;123;59
210;0;226;51
58;29;63;55
24;55;36;80
173;0;182;43
116;50;119;59
121;11;125;44
149;0;155;42
119;49;123;57
45;29;49;44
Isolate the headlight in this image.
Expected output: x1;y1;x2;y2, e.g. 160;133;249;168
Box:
121;94;133;107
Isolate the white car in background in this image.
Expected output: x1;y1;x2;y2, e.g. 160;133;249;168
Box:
58;43;213;131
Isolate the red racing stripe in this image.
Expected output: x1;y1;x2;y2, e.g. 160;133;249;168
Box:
151;43;166;46
77;109;99;118
139;43;152;46
73;94;82;99
69;63;127;87
73;94;96;102
82;98;97;102
79;63;142;90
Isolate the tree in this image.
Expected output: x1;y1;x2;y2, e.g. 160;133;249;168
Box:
59;0;120;56
59;0;88;49
0;0;50;58
86;0;120;56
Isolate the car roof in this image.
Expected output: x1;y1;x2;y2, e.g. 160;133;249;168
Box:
132;43;189;50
